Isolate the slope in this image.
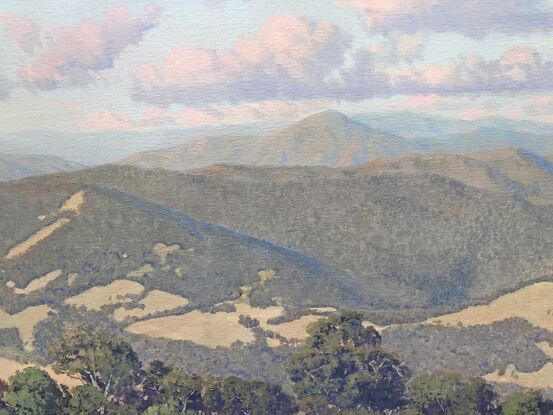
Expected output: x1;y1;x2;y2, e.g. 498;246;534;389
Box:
14;163;553;310
0;153;86;182
0;183;365;318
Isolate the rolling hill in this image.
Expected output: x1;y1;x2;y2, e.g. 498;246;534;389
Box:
0;153;85;181
2;156;553;386
0;184;362;317
5;161;553;310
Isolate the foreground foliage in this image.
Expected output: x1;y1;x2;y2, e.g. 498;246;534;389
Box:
0;312;551;414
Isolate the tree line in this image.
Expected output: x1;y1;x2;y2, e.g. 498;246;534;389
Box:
0;311;551;414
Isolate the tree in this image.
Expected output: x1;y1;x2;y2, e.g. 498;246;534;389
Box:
287;310;409;412
65;385;113;415
408;372;499;415
0;379;13;415
143;404;175;415
203;376;297;415
306;310;382;351
50;325;144;404
501;391;544;415
3;367;65;415
150;364;202;413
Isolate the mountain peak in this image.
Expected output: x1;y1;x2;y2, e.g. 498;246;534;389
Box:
297;110;352;125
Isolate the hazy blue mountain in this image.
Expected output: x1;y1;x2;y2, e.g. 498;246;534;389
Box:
124;111;553;171
353;112;553;155
353;112;553;138
352;111;473;139
123;111;415;170
4;111;553;167
0;123;282;166
0;153;86;181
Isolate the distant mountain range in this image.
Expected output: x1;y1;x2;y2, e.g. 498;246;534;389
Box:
123;111;415;169
0;153;85;182
123;111;553;171
3;111;553;168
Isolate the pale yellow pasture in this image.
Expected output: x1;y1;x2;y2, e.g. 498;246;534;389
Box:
7;270;63;295
65;280;145;310
5;218;71;260
59;191;86;214
232;302;284;329
127;264;154;278
268;315;322;340
536;341;553;358
258;269;277;283
152;242;181;263
0;305;51;350
113;290;189;322
266;337;282;347
126;310;255;348
0;358;82;387
425;282;553;332
125;297;328;347
67;273;79;286
485;363;553;389
310;307;337;313
362;321;389;333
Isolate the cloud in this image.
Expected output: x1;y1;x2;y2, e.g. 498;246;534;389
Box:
0;77;11;100
131;14;354;106
19;4;163;90
338;0;553;37
391;46;553;95
457;108;495;120
0;14;41;55
76;106;171;132
78;99;332;131
176;100;334;128
385;94;444;110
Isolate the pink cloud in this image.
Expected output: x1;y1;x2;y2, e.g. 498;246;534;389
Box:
338;0;553;36
76;106;170;132
530;96;552;106
390;34;425;62
386;94;443;110
391;46;553;94
76;111;137;132
338;0;425;30
20;4;163;90
0;14;41;55
131;13;352;106
457;108;495;120
178;109;219;128
219;99;332;124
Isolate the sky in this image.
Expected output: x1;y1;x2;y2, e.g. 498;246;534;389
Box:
1;0;553;133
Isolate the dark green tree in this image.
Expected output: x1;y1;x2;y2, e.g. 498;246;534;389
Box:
408;372;499;415
287;310;409;413
3;367;65;415
65;385;113;415
50;325;144;404
142;404;175;415
0;379;13;415
501;390;544;415
149;364;202;413
203;376;297;415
